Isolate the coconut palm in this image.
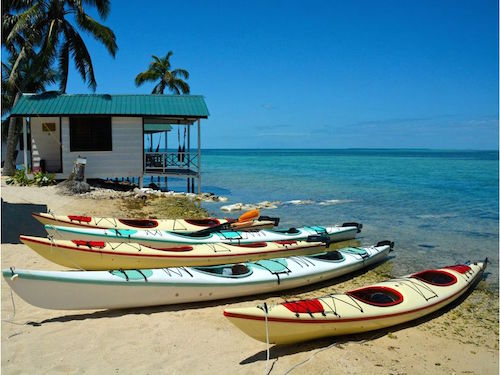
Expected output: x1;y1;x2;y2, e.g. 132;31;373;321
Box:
2;0;117;175
135;51;190;94
2;50;58;140
3;0;118;93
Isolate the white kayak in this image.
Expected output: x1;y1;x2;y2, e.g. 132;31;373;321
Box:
32;211;280;232
43;222;363;248
224;259;487;344
2;241;393;310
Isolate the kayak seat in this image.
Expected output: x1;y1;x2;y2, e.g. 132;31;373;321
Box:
184;218;221;227
231;264;250;275
193;264;252;278
412;270;457;286
308;251;344;262
347;286;403;307
118;219;159;229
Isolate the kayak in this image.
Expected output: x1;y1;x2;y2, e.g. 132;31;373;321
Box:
32;211;279;232
223;259;487;345
43;222;363;248
3;241;393;310
20;234;331;270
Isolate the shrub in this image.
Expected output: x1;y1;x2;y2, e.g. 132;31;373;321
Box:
6;169;56;187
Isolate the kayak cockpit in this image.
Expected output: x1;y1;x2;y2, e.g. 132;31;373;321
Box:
412;269;457;286
193;264;253;278
347;286;404;307
118;219;159;228
307;251;344;262
184;218;221;227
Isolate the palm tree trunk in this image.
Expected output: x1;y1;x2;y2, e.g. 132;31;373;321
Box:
7;46;26;89
3;92;21;176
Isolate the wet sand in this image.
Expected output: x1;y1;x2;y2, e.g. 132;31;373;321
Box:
1;181;498;374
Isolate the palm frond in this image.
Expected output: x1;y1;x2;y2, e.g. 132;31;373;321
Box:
135;70;161;86
57;39;70;92
63;21;97;91
75;12;117;56
4;1;41;48
82;0;110;19
172;68;189;80
173;78;190;94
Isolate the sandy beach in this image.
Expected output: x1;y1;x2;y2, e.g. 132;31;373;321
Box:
1;180;498;374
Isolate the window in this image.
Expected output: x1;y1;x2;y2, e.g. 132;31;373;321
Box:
69;117;112;151
42;122;56;132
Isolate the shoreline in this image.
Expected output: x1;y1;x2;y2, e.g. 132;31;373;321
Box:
1;181;498;374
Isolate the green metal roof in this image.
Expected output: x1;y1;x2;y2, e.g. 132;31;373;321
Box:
144;124;172;132
10;93;209;118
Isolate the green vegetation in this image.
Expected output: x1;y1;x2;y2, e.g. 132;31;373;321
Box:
135;51;190;94
6;168;56;187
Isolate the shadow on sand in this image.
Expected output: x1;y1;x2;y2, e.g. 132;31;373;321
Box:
1;199;47;244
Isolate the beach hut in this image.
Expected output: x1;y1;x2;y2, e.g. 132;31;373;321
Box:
8;92;209;193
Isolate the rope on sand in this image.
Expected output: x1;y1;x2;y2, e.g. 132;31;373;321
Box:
2;283;25;326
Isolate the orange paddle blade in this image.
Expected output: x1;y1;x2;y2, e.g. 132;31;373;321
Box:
238;209;260;222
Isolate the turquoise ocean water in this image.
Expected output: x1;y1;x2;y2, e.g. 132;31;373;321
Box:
150;149;499;290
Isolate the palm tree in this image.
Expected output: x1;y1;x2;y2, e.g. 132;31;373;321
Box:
2;50;57;140
135;51;190;94
3;0;117;93
2;0;117;175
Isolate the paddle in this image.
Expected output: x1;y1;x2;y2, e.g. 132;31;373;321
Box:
238;209;260;223
191;210;261;236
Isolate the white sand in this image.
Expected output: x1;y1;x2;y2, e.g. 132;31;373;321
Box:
1;181;498;374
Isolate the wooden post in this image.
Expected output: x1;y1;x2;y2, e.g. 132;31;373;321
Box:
164;129;168;188
188;124;191;166
22;117;28;172
197;119;201;194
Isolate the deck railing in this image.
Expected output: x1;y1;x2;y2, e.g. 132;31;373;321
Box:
144;151;199;175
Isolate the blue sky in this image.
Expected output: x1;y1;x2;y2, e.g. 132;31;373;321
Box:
62;0;498;149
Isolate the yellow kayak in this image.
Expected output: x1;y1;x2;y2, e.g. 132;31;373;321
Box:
20;235;328;270
32;210;279;232
224;260;487;344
